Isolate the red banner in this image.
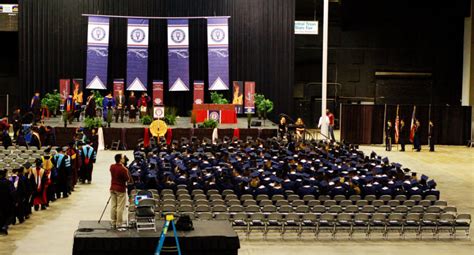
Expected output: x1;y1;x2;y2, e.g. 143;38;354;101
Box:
244;81;255;114
153;80;164;106
193;81;205;105
59;79;70;103
232;81;243;114
113;79;125;98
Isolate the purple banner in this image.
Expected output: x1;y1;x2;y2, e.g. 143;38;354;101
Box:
86;17;109;90
208;18;229;90
126;19;149;91
168;19;190;91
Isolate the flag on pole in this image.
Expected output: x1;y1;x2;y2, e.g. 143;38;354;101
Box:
126;19;149;91
409;105;416;143
86;17;110;90
394;105;400;144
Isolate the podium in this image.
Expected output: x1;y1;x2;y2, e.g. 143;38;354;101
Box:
192;104;237;124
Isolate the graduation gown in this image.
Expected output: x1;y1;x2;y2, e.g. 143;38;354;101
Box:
85;96;96;118
102;96;115;121
29;167;47;206
80;145;96;182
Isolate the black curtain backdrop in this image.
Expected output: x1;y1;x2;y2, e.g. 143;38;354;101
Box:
18;0;295;117
341;104;472;146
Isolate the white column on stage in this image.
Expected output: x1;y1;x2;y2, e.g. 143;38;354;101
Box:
320;0;329;139
462;13;471;106
98;127;105;151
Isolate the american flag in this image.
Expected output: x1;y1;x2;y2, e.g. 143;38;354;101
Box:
409;105;416;143
394;105;399;144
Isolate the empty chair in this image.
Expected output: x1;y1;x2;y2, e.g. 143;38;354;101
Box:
176;184;187;190
209;194;222;201
356;200;369;208
256;194;269;202
312;205;326;215
334;195;346;203
425;195;438;202
339;200;353;207
454;214;471;239
225;194;238;201
196;212;213;220
370;213;387;237
361;205;375;214
317;213;336;239
318;195;331;201
176;189;189;196
245;205;260;213
307;200;321;208
207;189;219;196
193;194;207;201
191;189;205;197
287;194;300;202
177;194;191;201
443;206;457;214
377;205;392;214
262;205;277;214
395;195;407;202
295;205;310;214
161;189;174;196
292;200;305;207
222;189;235;197
349;195;361;203
284;190;295;197
324;200;337;207
410;205;425;213
135;198;157;232
178;205;193;213
380;195;392;202
271;194;285;202
259;199;273;207
162;199;176;206
437;213;456;238
403;200;416;207
248;212;266;236
352;213;370;238
426;206;442;214
388;200;400;208
161;204;176;214
212;205;227;213
434;200;448;207
242;199;257;207
419;200;432;207
404;213;422;238
195;205;211;212
394;205;409;214
240;194;253;201
275;200;289;207
194;199;209;206
215;212;231;221
162;194;175;201
210;199;226;207
226;199;241;207
282;213;301;235
410;195;422;203
303;195;316;202
279;205;293;214
336;213;353;237
344;205;359;215
372;200;384;207
421;213;439;238
365;195;376;203
300;213;318;237
328;205;343;214
232;212;248;228
386;213;404;238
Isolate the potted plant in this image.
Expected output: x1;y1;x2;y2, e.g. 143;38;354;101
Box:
200;119;218;129
210;92;229;104
41;92;61;117
84;117;103;129
257;98;274;125
162;107;177;125
254;94;265;119
140;115;153;125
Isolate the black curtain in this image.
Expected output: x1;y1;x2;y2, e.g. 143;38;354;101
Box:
341;104;472;146
18;0;295;117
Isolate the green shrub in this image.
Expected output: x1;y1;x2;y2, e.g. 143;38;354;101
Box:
210;92;229;104
41;92;61;112
201;119;218;129
162;107;177;125
92;90;104;108
84;117;103;129
140;115;153;125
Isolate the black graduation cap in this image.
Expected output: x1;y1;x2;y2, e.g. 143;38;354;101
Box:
420;174;429;182
427;180;437;188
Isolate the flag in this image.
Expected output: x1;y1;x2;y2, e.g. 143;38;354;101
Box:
193;81;205;104
409;105;416;143
86;17;109;90
168;19;190;91
113;79;124;98
126;19;149;91
59;79;70;104
152;80;164;106
244;81;256;114
208;18;230;90
394;105;400;144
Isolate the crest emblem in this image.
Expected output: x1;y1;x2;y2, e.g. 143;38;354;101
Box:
171;29;186;43
209;111;219;121
91;27;106;41
131;28;145;43
211;28;225;42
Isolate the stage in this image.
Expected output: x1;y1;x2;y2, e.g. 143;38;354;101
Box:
41;117;278;149
73;220;240;255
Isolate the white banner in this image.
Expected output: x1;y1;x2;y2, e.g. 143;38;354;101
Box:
295;21;319;35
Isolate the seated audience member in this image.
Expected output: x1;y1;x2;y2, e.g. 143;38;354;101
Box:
295;118;305;141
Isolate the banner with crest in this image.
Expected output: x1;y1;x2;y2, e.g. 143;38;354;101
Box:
168;19;190;91
126;19;149;91
208;18;229;90
85;17;109;90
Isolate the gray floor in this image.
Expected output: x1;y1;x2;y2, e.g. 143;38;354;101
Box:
0;145;473;255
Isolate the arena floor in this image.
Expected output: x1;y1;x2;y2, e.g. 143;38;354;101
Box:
0;144;472;255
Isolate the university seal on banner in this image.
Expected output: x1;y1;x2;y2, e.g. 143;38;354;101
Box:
131;29;146;43
211;28;225;42
171;29;186;43
195;99;202;104
209;111;220;121
91;27;106;41
154;98;162;105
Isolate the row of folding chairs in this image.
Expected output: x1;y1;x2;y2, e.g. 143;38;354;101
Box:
227;212;470;240
132;188;438;202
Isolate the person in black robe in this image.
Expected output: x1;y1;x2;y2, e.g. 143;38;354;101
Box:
52;148;70;199
0;169;14;235
9;168;27;224
85;92;96;119
278;117;288;140
11;108;21;139
2;129;12;149
29;128;42;149
399;120;406;151
385;120;392;151
30;92;41;124
428;121;435;152
413;120;421;152
128;91;137;122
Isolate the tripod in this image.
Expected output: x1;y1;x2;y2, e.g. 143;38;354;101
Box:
98;195;111;224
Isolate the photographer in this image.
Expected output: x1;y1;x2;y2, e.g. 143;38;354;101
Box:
109;154;132;229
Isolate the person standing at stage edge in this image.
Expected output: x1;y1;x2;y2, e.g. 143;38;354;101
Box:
399;120;406;151
428;121;435;152
109;154;132;229
326;109;336;141
79;141;96;184
385;120;392;151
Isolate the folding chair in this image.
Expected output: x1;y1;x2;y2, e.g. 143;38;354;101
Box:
420;213;439;239
454;214;471;239
282;213;301;237
369;213;387;239
352;213;370;239
136;198;157;232
386;213;404;239
317;213;336;240
403;213;422;239
266;213;284;239
437;213;455;239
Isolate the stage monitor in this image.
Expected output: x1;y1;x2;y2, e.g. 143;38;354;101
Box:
0;4;18;31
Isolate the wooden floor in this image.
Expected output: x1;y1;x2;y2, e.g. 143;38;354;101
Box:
0;145;473;255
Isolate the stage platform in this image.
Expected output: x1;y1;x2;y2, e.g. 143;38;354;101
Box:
41;117;278;148
43;116;277;129
73;220;240;255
